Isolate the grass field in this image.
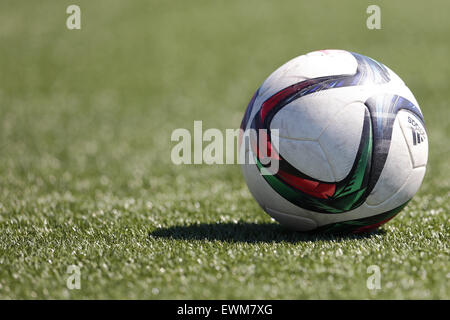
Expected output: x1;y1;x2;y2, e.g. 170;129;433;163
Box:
0;0;448;299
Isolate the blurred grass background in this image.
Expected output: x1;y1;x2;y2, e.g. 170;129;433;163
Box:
0;0;448;299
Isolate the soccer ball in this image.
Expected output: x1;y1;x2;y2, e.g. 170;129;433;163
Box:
240;50;428;233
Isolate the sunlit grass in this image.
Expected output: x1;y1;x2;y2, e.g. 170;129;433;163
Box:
0;0;448;299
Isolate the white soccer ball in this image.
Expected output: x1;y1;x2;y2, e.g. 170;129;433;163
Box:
240;49;428;233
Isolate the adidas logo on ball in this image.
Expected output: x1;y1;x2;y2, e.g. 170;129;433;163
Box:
411;127;425;145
